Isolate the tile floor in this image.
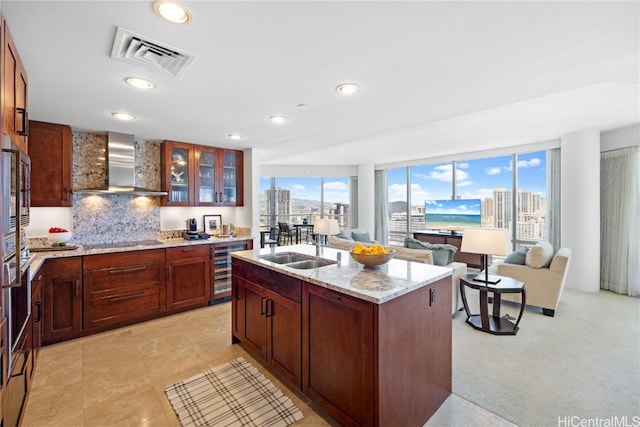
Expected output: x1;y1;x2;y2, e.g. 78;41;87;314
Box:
21;303;512;427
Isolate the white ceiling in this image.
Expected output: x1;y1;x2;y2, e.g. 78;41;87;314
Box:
2;1;638;167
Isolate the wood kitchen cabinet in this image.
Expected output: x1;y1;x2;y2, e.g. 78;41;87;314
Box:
302;283;374;427
210;240;253;304
83;249;166;331
166;245;210;312
161;140;244;206
31;273;43;369
41;257;83;345
3;21;28;153
232;259;302;388
28;121;73;207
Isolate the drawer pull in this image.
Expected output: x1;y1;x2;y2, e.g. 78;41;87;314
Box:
109;266;146;274
321;291;342;302
109;292;146;302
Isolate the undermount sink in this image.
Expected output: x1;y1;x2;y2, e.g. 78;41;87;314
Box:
259;252;311;264
284;259;337;269
258;252;337;269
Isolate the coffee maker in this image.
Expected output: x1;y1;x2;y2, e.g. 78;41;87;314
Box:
182;218;210;240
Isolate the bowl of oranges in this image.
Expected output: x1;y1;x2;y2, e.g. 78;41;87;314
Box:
349;243;396;267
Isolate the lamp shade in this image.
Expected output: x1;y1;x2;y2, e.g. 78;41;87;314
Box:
313;219;340;235
461;228;508;256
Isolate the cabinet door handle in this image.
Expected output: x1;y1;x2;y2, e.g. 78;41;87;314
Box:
265;299;273;317
109;292;146;302
63;187;68;202
235;283;242;300
109;266;146;274
16;108;28;136
321;291;342;301
260;297;266;316
75;280;81;297
34;301;43;322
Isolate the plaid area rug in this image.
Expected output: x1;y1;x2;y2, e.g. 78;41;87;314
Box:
165;357;304;427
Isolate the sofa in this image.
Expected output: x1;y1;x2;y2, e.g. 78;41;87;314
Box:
327;236;467;316
489;241;572;317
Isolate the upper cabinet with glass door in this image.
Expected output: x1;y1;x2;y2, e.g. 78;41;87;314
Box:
217;150;243;206
161;141;243;207
161;140;193;206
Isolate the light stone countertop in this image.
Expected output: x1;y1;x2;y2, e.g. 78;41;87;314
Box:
27;236;254;276
232;244;452;304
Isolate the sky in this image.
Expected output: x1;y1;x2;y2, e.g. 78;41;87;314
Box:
260;150;546;205
388;150;546;203
259;177;350;203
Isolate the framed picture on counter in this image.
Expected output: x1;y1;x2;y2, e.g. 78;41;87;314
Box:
204;214;222;235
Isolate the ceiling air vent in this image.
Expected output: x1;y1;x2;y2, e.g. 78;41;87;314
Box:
110;27;196;77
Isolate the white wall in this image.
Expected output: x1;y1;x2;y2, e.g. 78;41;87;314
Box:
561;130;600;292
601;124;639;152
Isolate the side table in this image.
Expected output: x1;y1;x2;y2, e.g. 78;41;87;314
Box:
459;273;526;335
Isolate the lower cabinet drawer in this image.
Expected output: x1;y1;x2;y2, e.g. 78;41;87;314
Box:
85;286;165;330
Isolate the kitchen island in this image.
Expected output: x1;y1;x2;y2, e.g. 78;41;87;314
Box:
231;244;453;427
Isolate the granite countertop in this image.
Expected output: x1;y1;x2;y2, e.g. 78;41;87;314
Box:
232;244;452;304
27;235;254;275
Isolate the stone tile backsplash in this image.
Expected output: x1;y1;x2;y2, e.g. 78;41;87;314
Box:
72;194;161;244
71;131;164;243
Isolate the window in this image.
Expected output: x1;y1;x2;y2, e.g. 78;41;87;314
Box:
259;176;354;230
385;150;548;251
387;167;408;246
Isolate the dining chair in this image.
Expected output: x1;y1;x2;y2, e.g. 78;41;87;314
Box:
264;227;280;247
278;222;295;245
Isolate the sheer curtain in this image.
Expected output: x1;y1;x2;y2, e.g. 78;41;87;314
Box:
547;148;561;251
600;146;639;296
374;170;388;245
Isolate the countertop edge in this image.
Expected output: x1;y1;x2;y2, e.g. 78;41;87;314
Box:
28;236;254;276
232;246;452;304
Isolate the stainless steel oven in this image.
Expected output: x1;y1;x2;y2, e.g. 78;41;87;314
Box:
2;135;30;240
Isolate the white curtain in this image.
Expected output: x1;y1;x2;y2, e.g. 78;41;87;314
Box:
374;170;388;245
600;146;640;296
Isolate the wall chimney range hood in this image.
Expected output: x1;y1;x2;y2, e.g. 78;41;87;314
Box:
74;132;167;196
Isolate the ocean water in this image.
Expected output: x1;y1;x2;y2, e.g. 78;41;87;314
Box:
425;214;481;228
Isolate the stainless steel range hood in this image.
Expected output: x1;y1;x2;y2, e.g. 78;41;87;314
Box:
74;132;167;196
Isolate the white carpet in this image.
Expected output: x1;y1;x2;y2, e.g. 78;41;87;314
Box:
452;288;640;426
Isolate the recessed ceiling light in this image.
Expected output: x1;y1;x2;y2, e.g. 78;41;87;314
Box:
269;116;288;124
111;112;135;121
336;83;360;95
153;1;192;24
227;133;242;141
125;77;155;90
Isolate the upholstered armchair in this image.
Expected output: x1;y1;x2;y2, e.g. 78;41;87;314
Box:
491;245;572;317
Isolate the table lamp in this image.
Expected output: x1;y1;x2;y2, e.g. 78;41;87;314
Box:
313;219;340;246
461;228;508;284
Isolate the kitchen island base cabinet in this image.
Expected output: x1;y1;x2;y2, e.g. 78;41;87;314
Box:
41;258;83;344
302;284;374;427
303;278;452;427
231;255;452;426
232;259;302;389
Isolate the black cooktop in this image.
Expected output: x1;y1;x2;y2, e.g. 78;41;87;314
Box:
82;240;162;250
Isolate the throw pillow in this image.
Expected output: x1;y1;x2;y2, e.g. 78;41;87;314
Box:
395;247;434;264
351;231;372;243
335;233;354;241
525;241;554;268
504;247;529;265
404;237;430;250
